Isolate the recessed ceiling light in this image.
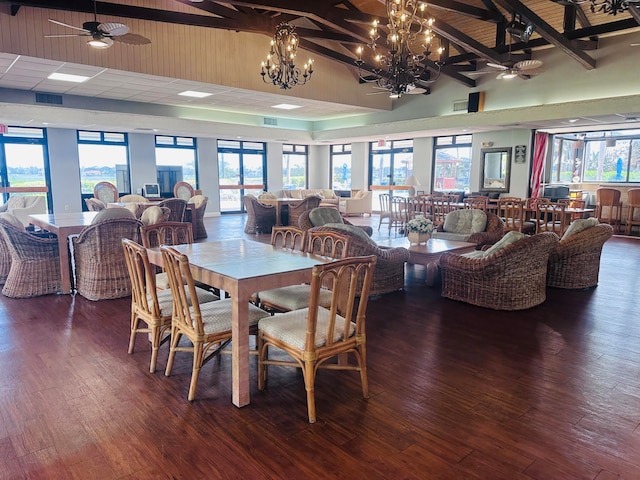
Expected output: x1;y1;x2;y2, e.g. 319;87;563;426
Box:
272;103;301;110
568;118;579;123
48;72;90;83
178;90;212;98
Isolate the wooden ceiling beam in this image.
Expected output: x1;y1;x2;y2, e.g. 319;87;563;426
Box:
493;0;596;69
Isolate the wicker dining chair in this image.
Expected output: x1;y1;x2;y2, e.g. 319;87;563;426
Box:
93;181;118;204
378;193;392;231
188;195;209;239
595;187;623;233
498;198;535;233
140;221;194;290
73;217;142;301
122;239;218;373
287;195;321;228
84;198;106;212
173;181;195;200
389;196;409;234
243;195;276;234
536;203;568;235
161;245;270;401
258;255;377;423
258;230;350;313
0;219;62;298
157;198;187;222
0;224;12;285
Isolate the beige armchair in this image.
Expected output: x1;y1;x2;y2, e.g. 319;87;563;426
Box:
339;190;372;216
0;195;46;227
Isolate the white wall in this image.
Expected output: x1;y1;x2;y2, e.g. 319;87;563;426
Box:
351;142;369;190
196;137;218;215
47;128;82;213
128;133;157;194
309;145;329;189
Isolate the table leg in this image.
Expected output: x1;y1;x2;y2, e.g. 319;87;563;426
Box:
231;289;251;407
58;234;73;294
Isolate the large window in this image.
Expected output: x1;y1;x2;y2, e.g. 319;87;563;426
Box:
78;130;130;195
433;134;472;192
0;126;50;208
282;144;307;190
330;144;352;191
155;135;197;196
551;129;640;183
217;140;266;213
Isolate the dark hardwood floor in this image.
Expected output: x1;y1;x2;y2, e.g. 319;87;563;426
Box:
1;214;640;479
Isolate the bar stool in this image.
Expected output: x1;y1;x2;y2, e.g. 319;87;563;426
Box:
625;188;640;236
595;187;622;233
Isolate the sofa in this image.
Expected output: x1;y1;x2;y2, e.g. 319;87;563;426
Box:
431;209;504;248
281;189;340;208
0;195;47;227
339;190;372;216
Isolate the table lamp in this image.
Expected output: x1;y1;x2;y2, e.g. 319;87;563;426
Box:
406;175;420;196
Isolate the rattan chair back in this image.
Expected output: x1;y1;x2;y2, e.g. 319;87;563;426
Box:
85;198;106;211
157;198;187;222
595;187;622;233
243;195;276;234
93;181;118;204
271;226;307;251
140;222;193;249
536;203;568;235
173;181;195;200
288;195;322;228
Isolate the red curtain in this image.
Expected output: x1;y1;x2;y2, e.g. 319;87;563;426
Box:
530;132;548;198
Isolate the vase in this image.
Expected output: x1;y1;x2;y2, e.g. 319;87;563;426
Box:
408;231;430;245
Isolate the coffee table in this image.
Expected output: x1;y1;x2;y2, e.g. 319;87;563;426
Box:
378;237;476;286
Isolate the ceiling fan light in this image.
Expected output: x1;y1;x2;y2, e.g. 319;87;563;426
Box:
88;36;112;48
502;71;518;79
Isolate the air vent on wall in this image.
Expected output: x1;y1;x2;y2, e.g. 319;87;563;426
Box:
35;93;63;105
453;100;468;112
263;117;278;126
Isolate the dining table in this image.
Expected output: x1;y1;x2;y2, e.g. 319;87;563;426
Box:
145;238;332;407
256;197;303;226
28;212;99;294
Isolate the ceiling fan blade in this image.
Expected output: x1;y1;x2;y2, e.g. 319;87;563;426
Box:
44;34;89;38
112;33;151;46
98;22;129;36
486;62;508;70
514;59;543;71
465;70;496;76
406;87;427;95
48;18;90;33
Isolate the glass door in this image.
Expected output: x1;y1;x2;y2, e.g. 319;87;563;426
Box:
369;140;414;212
217;140;266;213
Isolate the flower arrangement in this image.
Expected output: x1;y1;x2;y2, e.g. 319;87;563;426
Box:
406;215;435;235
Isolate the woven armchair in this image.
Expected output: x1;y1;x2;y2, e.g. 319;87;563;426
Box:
547;223;613;289
298;207;374;236
433;210;504;248
188;195;208;239
440;232;559;310
286;195;321;228
0;227;12;285
73;217;141;300
85;198;106;212
157;198;187;222
243;195;276;234
0;220;61;298
309;225;410;296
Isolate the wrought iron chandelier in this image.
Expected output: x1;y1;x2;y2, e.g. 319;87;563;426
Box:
260;22;313;90
355;0;444;99
565;0;640;15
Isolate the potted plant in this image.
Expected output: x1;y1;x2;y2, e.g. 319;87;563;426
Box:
406;215;435;244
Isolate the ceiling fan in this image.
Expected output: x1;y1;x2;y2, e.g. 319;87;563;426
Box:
46;0;151;49
486;59;544;79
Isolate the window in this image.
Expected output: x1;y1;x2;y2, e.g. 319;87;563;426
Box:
282;144;307;190
433;134;472;192
551;129;640;183
330;144;352;191
369;139;414;210
78;130;129;195
155;135;197;196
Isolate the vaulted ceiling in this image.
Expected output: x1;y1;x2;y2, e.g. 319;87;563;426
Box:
3;0;640;90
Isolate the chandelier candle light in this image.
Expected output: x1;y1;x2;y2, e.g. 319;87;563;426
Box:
355;0;444;98
260;22;313;90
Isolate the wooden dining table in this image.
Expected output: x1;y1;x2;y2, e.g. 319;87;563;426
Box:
145;239;332;407
28;212;99;294
256;197;303;226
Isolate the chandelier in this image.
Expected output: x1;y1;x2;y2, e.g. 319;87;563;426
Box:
565;0;640;15
355;0;444;98
260;22;313;90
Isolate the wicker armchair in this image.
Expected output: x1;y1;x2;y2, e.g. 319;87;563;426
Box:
308;225;410;296
0;222;13;285
188;195;208;239
173;181;195;200
73;217;141;300
243;195;276;234
298;207;374;236
85;198;106;212
432;210;504;248
0;220;61;298
157;198;187;222
286;195;321;228
547;223;613;289
93;182;118;204
440;232;559;310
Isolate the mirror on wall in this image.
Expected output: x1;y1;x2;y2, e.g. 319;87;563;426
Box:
480;147;511;192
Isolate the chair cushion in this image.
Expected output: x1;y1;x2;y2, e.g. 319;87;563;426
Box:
461;250;485;259
290;190;303;199
561;217;599;240
324;222;377;246
259;192;277;200
483;231;526;257
198;298;270;334
0;213;25;230
153;286;219;315
119;194;148;203
309;207;343;226
6;196;25;209
91;207;136;224
443;209;487;234
431;231;472;242
140;206;165;225
258;285;333;311
354;190;368;199
189;195;207;208
258;307;355;350
322;189;337;199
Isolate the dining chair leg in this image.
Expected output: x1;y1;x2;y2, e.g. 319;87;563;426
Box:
357;345;369;399
188;342;204;402
303;360;317;423
128;312;139;355
149;325;162;374
165;328;180;376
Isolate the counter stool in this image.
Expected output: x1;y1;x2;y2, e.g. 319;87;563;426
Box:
625;188;640;236
595;187;622;234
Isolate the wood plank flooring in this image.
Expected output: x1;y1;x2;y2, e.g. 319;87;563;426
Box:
1;213;640;479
